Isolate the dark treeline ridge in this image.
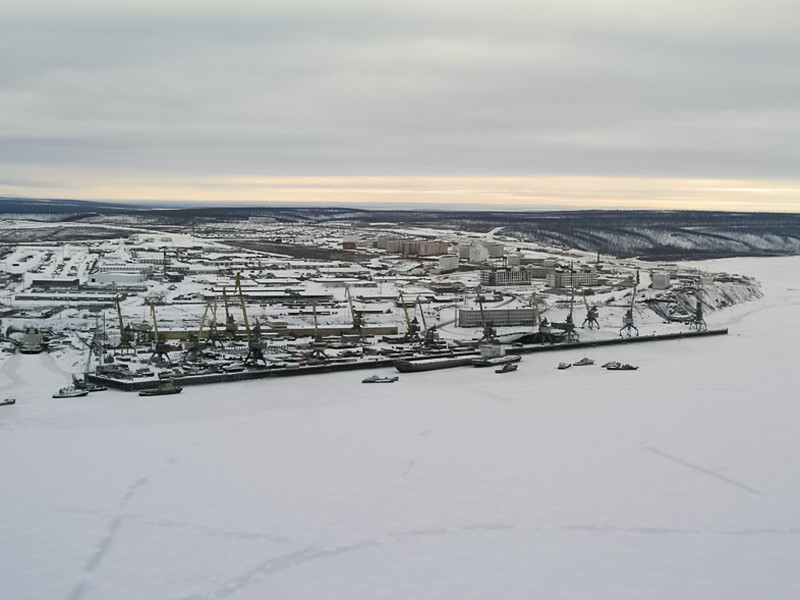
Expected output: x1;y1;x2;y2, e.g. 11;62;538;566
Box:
1;198;799;260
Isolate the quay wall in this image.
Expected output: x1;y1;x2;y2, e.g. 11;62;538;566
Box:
90;328;727;391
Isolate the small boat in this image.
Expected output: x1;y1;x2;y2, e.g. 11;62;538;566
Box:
362;375;399;383
72;375;107;392
473;354;521;368
53;386;90;398
573;357;594;366
138;379;183;396
606;363;638;371
0;398;15;406
557;362;572;370
495;362;518;374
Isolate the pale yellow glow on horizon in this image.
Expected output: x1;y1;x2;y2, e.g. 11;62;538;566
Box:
1;171;799;212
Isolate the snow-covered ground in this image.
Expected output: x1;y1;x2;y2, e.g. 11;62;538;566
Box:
1;256;799;600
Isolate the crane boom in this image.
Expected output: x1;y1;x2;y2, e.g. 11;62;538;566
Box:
197;300;211;340
346;285;357;325
234;273;251;343
114;296;125;338
416;296;427;331
398;291;412;330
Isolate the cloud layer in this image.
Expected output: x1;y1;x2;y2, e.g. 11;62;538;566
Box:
1;1;798;207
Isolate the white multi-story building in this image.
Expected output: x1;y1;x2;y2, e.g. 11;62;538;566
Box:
545;268;599;289
437;255;459;273
468;243;489;264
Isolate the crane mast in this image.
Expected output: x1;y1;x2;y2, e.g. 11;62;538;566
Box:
150;301;159;344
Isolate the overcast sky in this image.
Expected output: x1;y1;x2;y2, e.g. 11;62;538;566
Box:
1;0;798;210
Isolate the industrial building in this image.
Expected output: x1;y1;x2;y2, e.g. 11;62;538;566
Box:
545;268;599;289
457;307;537;327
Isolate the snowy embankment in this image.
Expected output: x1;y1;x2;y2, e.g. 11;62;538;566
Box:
1;256;799;600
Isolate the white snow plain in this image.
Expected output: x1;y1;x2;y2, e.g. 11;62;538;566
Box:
1;256;799;600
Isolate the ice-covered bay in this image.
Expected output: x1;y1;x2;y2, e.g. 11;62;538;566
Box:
1;256;799;599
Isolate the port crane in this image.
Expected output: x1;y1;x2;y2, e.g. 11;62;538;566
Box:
234;273;267;366
688;290;707;331
620;286;639;337
183;298;218;361
397;291;420;342
477;296;496;341
580;286;599;329
416;295;441;346
551;286;579;342
530;291;552;343
222;288;238;339
345;285;364;337
113;295;135;350
149;301;174;365
307;301;328;361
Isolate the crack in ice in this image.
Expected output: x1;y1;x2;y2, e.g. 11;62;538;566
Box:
646;446;762;495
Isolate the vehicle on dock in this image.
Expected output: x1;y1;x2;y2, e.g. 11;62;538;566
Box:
138;379;183;397
53;386;90;398
495;362;518;374
362;375;399;383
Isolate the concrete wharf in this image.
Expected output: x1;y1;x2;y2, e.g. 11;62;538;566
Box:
89;328;727;391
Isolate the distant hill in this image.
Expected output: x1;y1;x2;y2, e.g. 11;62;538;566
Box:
1;197;799;260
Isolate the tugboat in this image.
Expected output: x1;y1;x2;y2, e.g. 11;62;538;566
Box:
606;363;638;371
53;386;90;398
495;362;518;374
138;379;183;396
72;375;107;392
362;375;399;383
471;341;521;367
